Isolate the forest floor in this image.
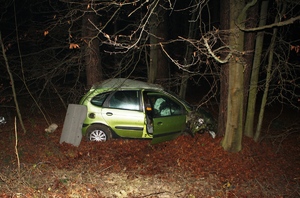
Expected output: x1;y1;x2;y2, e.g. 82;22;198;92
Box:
0;101;299;198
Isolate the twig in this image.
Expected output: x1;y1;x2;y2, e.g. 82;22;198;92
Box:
255;178;267;193
0;173;7;183
263;125;299;153
99;165;114;173
14;116;20;175
0;31;26;133
139;191;172;197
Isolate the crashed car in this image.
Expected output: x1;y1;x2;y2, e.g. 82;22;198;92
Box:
0;117;6;125
79;78;217;144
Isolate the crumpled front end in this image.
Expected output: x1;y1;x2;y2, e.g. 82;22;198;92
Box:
0;117;6;125
186;108;217;138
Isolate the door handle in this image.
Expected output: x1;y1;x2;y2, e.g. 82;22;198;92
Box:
157;122;163;125
106;112;113;116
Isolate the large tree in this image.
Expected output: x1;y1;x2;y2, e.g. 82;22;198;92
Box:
244;0;268;138
148;1;169;84
220;0;246;152
219;0;300;150
82;2;102;88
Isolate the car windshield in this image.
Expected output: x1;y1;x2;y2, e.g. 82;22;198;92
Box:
164;90;193;110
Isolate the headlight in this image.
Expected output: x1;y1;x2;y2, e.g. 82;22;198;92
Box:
0;117;6;125
194;118;205;130
197;118;204;125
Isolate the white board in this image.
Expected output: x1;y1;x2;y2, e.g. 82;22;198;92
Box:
60;104;87;147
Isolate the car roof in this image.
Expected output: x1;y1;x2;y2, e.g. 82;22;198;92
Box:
91;78;164;91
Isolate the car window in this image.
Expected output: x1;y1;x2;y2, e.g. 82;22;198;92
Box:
146;93;183;117
90;92;111;107
108;90;140;111
165;90;193;110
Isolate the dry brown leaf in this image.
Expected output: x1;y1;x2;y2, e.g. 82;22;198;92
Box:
44;31;49;36
69;43;80;49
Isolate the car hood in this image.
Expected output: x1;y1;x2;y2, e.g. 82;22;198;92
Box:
187;107;217;136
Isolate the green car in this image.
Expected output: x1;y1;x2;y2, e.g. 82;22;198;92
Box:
79;78;217;144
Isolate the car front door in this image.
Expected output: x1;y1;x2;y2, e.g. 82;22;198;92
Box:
144;92;186;144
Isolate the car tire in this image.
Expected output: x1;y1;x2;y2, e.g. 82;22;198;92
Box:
86;124;112;142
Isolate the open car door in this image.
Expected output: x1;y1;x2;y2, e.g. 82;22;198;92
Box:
147;93;186;144
151;115;186;144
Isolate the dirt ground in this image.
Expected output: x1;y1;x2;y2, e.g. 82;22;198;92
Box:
0;103;299;197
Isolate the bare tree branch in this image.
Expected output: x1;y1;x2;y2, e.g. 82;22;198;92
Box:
0;31;26;133
239;15;300;32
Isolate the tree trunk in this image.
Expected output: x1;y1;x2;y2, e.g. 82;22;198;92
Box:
244;0;268;137
82;4;102;88
218;65;229;136
254;2;286;142
179;6;198;99
254;30;276;141
221;0;245;152
242;0;259;133
218;0;230;136
179;72;189;99
148;1;169;84
222;58;244;152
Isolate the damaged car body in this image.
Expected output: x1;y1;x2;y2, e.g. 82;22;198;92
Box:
79;78;217;144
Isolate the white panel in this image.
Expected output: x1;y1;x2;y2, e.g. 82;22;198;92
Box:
60;104;87;147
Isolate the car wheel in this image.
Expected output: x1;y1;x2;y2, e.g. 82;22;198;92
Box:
86;124;112;142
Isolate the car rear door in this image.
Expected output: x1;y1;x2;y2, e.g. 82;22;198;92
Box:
101;90;145;138
145;92;186;144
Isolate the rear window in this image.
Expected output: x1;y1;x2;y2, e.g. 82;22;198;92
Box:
91;92;111;107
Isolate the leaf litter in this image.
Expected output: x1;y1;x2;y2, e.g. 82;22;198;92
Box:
0;108;299;197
